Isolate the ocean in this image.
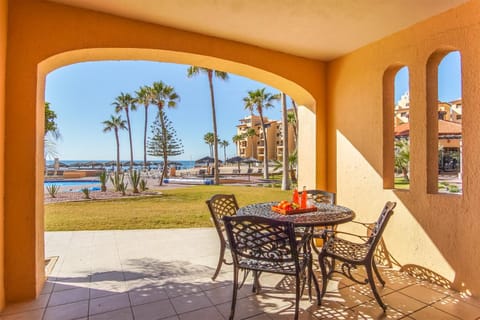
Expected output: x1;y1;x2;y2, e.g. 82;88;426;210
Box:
46;160;196;170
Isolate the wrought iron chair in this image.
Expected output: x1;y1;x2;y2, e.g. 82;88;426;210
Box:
223;215;319;320
303;190;336;250
318;201;396;311
206;194;239;280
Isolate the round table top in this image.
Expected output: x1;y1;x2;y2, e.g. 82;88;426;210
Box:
237;201;355;227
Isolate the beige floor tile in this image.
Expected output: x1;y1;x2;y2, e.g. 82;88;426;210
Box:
43;300;89;320
88;307;134;320
170;292;213;314
399;283;449;305
132;299;177;320
382;292;428;316
163;282;204;298
350;300;406;319
89;292;131;316
217;296;265;319
0;308;44;320
48;287;90;307
409;306;461;319
1;294;49;315
177;306;224;320
432;296;480;319
128;285;169;306
309;304;358;319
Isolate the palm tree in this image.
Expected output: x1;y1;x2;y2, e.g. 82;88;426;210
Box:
135;85;154;169
280;92;290;190
102;115;127;175
187;66;229;185
243;88;280;179
112;93;137;171
232;134;243;156
204;132;215;157
219;139;229;163
150;81;180;184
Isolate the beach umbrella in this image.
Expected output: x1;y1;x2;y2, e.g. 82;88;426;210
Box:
195;156;215;166
226;156;244;171
242;157;260;168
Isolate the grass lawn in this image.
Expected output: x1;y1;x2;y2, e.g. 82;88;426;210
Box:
45;185;292;231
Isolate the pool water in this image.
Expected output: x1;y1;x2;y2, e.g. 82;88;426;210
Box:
44;180;101;191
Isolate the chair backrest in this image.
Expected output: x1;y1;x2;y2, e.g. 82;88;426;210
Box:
306;190;336;205
206;194;239;236
223;215;299;266
366;201;396;247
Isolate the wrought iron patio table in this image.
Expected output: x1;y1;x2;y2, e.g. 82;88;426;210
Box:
237;201;355;300
236;201;355;227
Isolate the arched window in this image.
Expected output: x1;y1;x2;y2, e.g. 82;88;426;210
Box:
427;50;462;194
383;65;410;190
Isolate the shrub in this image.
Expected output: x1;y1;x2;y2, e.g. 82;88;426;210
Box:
129;170;141;193
448;185;460;193
46;184;60;198
80;188;91;199
99;171;107;192
110;172;124;192
118;181;128;196
139;179;148;192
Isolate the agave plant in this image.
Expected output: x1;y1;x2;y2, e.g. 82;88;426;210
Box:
129;169;141;193
110;172;124;192
46;184;60;198
99;170;107;192
80;187;91;199
139;178;148;192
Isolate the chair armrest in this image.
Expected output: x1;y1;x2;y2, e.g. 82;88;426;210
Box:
349;220;376;232
321;229;369;244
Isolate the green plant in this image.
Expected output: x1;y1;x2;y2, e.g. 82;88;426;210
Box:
129;169;141;193
80;188;91;199
448;185;460;193
110;172;124;192
139;179;148;191
118;181;128;196
99;171;107;192
46;184;60;198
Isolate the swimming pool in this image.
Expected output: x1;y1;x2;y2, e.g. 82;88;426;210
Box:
44;180;101;190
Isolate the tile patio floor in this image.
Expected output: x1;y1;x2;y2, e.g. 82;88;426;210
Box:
1;228;479;319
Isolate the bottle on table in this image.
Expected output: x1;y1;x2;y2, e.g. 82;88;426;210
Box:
301;186;307;208
293;188;299;206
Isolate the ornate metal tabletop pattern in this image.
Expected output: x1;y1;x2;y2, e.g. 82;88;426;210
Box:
237;202;355;227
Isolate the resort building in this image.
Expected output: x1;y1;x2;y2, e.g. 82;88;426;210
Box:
235;114;295;162
1;0;480;314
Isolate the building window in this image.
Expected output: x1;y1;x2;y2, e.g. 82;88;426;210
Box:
393;67;410;190
428;51;462;194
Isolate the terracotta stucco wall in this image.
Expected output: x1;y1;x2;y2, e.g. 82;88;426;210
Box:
4;0;325;302
327;0;480;296
0;0;7;310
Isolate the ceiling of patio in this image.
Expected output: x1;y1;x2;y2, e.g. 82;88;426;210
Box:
49;0;469;60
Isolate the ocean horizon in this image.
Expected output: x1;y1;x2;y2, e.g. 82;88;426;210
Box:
46;159;196;170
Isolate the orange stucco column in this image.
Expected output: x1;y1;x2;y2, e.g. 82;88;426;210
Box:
0;0;7;309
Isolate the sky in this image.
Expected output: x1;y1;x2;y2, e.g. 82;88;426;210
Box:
394;51;461;102
45;61;285;161
46;52;461;162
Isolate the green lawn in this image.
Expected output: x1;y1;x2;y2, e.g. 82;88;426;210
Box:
45;185;292;231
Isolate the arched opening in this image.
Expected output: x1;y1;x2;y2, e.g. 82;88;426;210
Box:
426;49;462;194
31;49;319;300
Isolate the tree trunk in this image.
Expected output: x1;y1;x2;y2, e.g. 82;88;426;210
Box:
126;108;134;172
208;71;220;185
114;128;121;175
281;93;290;190
158;108;167;186
259;111;269;179
143;105;148;169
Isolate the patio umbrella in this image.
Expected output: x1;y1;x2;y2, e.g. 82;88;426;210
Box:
226;156;244;171
195;156;215;166
242;157;260;168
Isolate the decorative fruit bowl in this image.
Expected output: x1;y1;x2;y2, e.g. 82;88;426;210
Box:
271;201;317;215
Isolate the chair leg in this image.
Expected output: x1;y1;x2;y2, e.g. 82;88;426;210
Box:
229;266;239;320
366;262;387;311
212;241;226;281
294;274;301;320
318;254;328;303
307;253;321;305
372;260;385;286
